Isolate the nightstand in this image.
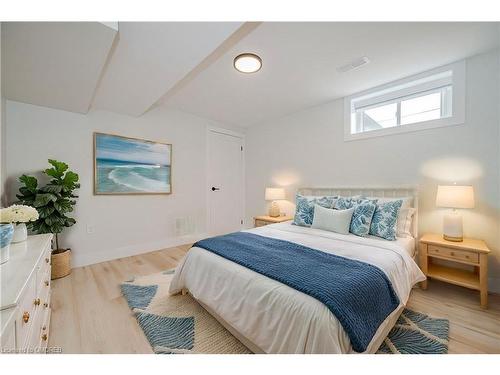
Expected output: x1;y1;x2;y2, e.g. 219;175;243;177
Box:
419;233;490;308
254;215;293;227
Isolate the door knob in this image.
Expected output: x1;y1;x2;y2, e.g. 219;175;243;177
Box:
211;187;220;191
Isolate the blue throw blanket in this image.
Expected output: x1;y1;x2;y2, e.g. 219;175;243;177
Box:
193;232;400;352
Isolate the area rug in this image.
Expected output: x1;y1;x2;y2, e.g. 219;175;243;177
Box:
121;269;449;354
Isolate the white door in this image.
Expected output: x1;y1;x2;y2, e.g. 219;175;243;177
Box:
207;129;244;236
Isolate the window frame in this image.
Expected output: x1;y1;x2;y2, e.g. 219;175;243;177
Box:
343;60;466;141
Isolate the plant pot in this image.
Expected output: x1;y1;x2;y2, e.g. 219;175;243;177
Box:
51;248;71;279
12;223;28;243
0;224;14;265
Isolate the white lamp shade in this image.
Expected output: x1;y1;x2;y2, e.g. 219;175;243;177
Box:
265;187;285;201
436;185;475;209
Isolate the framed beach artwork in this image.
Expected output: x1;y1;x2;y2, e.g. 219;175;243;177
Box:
94;133;172;195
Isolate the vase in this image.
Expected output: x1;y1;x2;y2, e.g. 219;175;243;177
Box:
12;223;28;243
0;223;14;265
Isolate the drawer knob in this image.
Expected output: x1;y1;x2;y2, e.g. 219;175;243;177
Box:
43;302;49;308
45;280;49;287
45;258;50;263
42;325;47;331
41;333;48;341
22;311;30;323
450;251;455;256
34;298;41;306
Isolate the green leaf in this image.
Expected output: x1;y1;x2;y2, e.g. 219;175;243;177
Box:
51;223;63;234
63;171;79;185
19;175;38;193
18;186;36;197
40;184;63;194
54;199;72;214
45;214;65;226
38;205;55;219
44;159;68;180
33;193;58;207
64;217;76;227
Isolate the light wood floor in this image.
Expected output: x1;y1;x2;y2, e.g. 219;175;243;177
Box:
49;244;500;354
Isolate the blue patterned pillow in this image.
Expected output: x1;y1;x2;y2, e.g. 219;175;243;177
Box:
369;200;403;241
293;194;337;227
334;197;377;236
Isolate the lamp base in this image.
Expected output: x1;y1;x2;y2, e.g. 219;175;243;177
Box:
442;212;463;242
443;234;463;242
268;201;280;217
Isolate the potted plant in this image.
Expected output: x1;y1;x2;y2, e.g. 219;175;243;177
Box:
16;159;80;279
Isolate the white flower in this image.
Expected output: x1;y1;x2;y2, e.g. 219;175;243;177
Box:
0;205;39;224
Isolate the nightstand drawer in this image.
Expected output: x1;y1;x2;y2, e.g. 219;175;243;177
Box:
254;220;269;227
428;245;479;264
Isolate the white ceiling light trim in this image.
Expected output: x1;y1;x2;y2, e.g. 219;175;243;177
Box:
234;53;262;73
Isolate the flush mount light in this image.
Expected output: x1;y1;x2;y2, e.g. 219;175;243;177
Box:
233;53;262;73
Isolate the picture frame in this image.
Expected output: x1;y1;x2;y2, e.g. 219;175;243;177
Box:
93;132;172;195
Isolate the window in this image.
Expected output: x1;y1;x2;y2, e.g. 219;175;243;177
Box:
344;61;465;141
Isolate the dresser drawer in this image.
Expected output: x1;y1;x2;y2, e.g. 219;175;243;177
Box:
39;301;51;352
15;275;37;348
428;245;479;264
36;248;52;287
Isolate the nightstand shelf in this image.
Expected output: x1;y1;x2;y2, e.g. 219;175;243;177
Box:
420;233;490;308
426;264;479;290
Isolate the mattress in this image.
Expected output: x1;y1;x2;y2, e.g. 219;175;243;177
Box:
169;222;425;353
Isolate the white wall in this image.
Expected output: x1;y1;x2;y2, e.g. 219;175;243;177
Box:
246;50;500;291
1;22;5;205
5;101;243;266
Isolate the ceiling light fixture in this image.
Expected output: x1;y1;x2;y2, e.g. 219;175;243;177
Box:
234;53;262;73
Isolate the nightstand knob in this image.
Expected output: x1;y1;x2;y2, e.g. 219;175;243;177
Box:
22;311;30;323
450;251;455;256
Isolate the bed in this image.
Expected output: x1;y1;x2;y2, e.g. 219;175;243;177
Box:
169;187;426;353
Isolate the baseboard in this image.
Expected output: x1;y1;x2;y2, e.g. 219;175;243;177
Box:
72;232;208;268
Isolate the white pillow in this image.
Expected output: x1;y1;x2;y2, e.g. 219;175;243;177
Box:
311;205;354;235
397;207;416;238
369;196;415;238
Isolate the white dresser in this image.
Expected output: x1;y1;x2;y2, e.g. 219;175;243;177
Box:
0;234;53;353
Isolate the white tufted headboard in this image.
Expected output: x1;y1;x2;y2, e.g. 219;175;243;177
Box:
297;186;419;239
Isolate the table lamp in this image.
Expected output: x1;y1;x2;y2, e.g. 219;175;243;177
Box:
436;185;474;242
265;187;285;217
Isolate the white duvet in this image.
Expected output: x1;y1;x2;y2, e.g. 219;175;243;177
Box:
169;222;425;353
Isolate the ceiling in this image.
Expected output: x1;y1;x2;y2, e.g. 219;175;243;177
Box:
161;22;500;127
1;22;117;113
92;22;242;116
2;22;499;126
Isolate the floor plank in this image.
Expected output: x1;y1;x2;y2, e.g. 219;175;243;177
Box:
49;245;500;354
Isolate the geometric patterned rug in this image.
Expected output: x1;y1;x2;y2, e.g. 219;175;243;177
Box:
121;269;449;354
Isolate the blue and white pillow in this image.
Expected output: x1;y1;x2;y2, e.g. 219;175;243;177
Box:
293;194;337;227
369;200;403;241
334;197;377;237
